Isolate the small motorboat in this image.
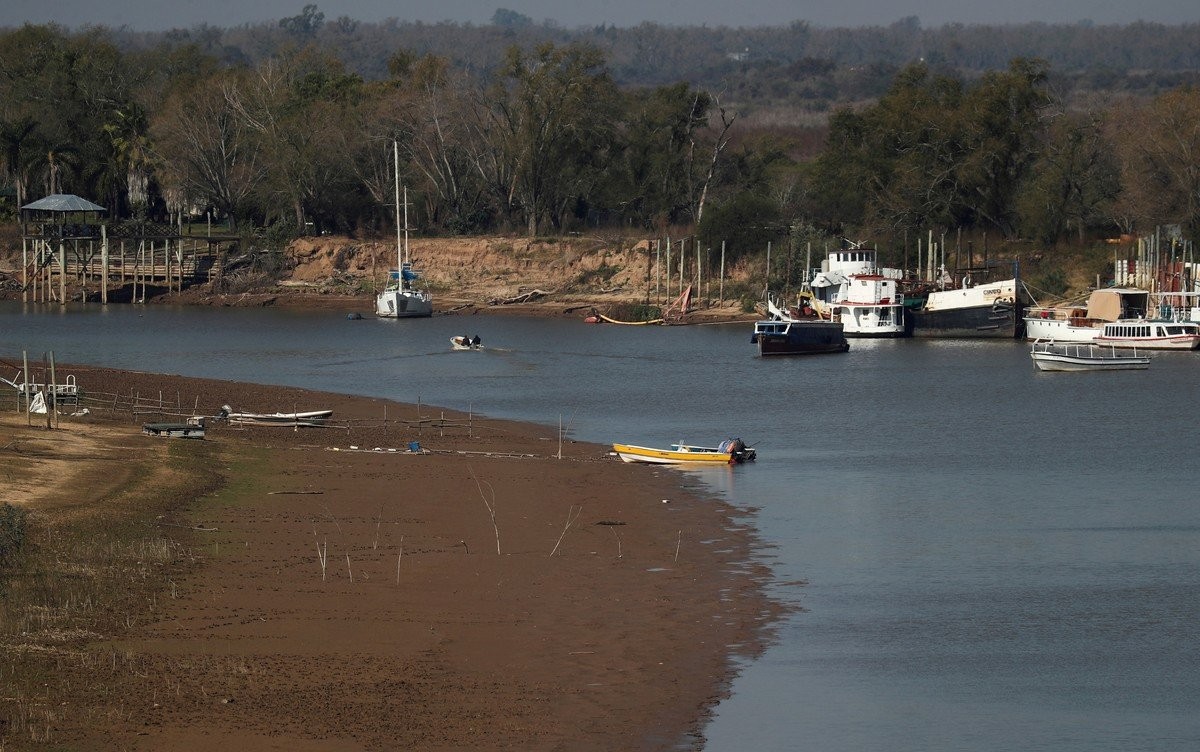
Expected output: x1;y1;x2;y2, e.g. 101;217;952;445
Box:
1030;339;1149;371
611;439;756;465
451;335;483;350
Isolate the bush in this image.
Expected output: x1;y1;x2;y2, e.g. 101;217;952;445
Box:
0;503;28;567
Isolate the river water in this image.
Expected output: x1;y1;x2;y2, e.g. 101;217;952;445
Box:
4;301;1199;751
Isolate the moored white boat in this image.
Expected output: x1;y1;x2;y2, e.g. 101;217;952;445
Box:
375;142;432;319
1024;288;1149;342
1093;320;1200;350
807;245;906;337
1030;339;1150;371
612;439;756;465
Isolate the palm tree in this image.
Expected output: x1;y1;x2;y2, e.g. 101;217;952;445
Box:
0;116;40;208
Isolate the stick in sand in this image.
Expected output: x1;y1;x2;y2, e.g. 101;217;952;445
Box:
550;505;584;557
468;466;501;554
396;536;404;585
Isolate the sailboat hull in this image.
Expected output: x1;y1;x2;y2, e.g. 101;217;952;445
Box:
375;289;432;318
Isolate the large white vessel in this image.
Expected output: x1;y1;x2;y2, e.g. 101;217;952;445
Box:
375;142;432;319
806;245;906;337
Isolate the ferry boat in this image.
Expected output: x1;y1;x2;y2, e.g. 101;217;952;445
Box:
806;246;906;337
1093;320;1200;350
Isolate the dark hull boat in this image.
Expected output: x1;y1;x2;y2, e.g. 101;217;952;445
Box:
751;319;850;356
907;278;1023;338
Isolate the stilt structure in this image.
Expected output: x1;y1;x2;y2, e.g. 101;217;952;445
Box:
19;194;234;304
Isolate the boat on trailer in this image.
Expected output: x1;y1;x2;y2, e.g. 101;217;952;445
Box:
612;439;756;465
1030;339;1150;371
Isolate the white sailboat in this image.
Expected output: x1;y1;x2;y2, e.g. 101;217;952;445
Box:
375;141;432;318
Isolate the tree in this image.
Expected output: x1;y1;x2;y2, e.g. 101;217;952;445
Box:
1109;87;1200;238
223;50;366;231
0;116;39;208
150;71;264;228
279;4;325;38
605;83;712;227
1016;110;1119;244
955;58;1053;235
486;42;619;235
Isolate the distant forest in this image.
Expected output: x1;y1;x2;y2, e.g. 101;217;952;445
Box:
3;8;1200;266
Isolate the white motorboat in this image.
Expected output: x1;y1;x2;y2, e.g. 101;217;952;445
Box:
375;141;432;319
1024;288;1150;342
450;335;482;350
1030;339;1149;371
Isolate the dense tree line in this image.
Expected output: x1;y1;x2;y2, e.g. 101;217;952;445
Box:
2;20;1200;261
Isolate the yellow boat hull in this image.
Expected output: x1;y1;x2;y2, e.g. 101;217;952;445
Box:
611;443;736;465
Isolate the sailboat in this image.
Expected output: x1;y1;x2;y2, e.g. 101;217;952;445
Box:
375;141;432;318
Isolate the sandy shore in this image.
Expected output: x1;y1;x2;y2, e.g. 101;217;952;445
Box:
1;364;777;750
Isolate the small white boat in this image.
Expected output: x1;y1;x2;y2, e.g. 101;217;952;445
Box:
1030;339;1149;371
219;406;333;427
612;439;756;465
451;335;482;350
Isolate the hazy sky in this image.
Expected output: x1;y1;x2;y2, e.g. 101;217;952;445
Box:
5;0;1199;32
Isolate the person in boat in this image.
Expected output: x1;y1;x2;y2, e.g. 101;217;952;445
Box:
471;335;481;348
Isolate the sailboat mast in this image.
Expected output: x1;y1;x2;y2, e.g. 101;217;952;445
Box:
393;141;403;270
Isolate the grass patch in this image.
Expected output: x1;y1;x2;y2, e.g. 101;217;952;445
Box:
0;431;226;746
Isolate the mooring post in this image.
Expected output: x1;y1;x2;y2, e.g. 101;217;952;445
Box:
101;224;108;304
58;240;66;305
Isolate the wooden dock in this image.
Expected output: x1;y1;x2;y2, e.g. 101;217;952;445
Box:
19;230;235;304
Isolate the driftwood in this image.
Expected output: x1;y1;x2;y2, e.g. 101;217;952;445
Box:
488;289;551;306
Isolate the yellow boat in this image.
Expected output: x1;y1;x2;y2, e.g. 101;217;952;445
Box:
611;440;755;465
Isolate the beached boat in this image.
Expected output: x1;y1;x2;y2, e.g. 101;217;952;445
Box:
1093;320;1200;350
219;407;333;427
1030;339;1150;371
451;335;483;350
908;276;1023;338
612;439;756;465
375;142;432;319
1024;288;1149;342
142;422;207;439
806;245;907;337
